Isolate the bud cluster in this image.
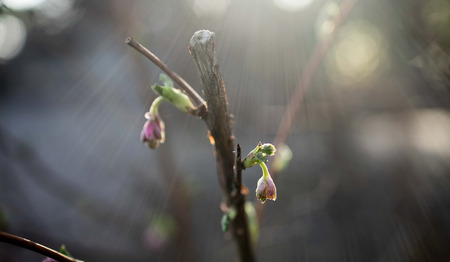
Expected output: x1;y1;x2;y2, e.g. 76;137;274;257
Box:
243;142;277;203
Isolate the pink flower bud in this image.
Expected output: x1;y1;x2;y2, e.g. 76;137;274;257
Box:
140;114;165;149
256;174;277;203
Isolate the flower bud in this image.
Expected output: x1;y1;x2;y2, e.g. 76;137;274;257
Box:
141;113;165;149
255;174;277;203
243;142;276;168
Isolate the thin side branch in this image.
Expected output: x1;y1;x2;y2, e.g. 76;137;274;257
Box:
0;231;81;262
189;30;255;262
231;144;254;261
234;144;243;191
125;37;207;118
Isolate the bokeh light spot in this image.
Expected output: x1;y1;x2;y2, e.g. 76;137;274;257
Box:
4;0;47;11
316;2;340;39
353;114;405;161
193;0;230;16
325;20;388;86
320;20;335;37
0;15;27;61
274;0;314;12
336;34;378;77
410;110;450;157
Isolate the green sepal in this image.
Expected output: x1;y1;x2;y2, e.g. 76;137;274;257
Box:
151;74;194;113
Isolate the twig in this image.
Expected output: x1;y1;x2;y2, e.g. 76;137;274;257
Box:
257;0;359;221
189;30;255;262
0;231;81;262
234;144;243;191
125;37;207;118
231;144;255;261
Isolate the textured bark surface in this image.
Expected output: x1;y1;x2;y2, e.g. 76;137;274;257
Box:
189;30;255;262
189;30;234;194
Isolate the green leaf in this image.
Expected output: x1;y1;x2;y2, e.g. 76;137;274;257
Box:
151;74;195;113
221;207;237;233
159;74;173;88
221;214;230;232
245;202;259;245
59;245;73;258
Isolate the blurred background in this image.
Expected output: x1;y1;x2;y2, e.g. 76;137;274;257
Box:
1;0;449;261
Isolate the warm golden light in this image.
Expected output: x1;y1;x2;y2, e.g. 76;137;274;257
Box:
193;0;230;16
410;110;450;157
325;20;388;86
315;1;340;40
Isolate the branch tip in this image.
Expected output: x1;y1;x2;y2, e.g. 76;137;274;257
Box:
125;36;206;107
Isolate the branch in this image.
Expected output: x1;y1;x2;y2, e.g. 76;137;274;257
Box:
189;30;255;262
0;231;82;262
231;144;255;261
125;37;207;118
188;30;235;194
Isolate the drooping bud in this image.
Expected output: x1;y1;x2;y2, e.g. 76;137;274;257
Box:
242;142;278;203
141;112;165;149
151;74;195;113
143;213;176;251
255;164;277;203
141;96;166;149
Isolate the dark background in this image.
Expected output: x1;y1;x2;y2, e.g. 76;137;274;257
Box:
1;0;449;261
